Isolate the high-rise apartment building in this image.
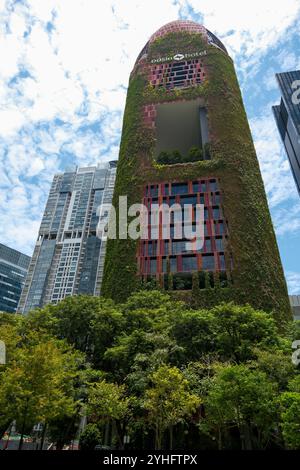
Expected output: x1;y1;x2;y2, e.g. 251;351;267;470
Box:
18;161;117;314
290;295;300;321
273;70;300;196
0;243;30;313
101;20;291;323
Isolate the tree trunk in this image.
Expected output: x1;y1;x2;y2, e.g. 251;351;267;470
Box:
114;420;124;450
155;422;162;450
3;421;13;450
18;400;29;450
218;427;222;450
18;418;26;450
40;423;47;450
240;423;252;450
0;421;11;442
169;426;173;450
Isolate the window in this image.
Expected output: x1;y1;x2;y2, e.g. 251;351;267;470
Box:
209;179;218;192
215;238;224;252
193;181;200;192
162;257;177;273
170;257;177;272
179;195;198;207
219;254;226;271
148;242;157;256
218;221;225;235
172;240;189;255
202;254;215;270
150;185;158;197
200;181;207;192
182;255;197;272
150;259;157;274
214;193;220;204
205;238;212;252
171;183;188;195
213;207;221;219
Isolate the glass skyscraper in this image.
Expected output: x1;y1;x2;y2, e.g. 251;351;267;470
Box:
18;161;117;314
273;70;300;196
0;243;30;313
290;295;300;321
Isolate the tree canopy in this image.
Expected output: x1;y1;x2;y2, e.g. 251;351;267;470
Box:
0;291;299;450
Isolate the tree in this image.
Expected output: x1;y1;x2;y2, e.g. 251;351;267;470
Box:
171;303;280;364
201;364;277;449
170;150;182;164
0;321;22;439
210;303;280;362
188;146;203;162
157;151;171;165
251;348;295;391
86;380;130;449
143;364;201;450
279;392;300;449
25;296;123;369
0;336;81;449
79;423;102;450
47;414;79;450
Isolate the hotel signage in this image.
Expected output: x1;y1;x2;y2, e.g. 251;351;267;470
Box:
150;50;207;64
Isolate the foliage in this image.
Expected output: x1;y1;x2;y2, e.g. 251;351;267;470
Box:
156;146;205;165
25;296;123;368
0;335;81;448
0;292;297;450
143;365;201;449
201;364;277;449
86;380;131;449
79;423;102;451
171;302;279;363
87;380;130;423
100;28;291;324
279;392;300;449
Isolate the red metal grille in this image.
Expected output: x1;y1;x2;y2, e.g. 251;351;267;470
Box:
149;59;205;90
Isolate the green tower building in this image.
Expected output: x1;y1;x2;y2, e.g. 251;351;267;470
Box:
102;20;291;324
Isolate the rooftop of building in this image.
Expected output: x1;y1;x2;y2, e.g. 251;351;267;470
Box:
135;19;228;65
0;242;31;269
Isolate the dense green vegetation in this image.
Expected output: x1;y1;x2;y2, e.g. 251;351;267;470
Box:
0;293;299;450
156;144;211;165
101;30;291;325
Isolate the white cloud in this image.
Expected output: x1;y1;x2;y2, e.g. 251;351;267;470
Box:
273;203;300;236
286;271;300;295
178;0;300;58
0;0;299;261
249;112;298;207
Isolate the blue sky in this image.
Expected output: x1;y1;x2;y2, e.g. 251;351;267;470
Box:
0;0;299;293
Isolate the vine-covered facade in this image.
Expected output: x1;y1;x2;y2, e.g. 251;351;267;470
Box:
101;20;291;324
